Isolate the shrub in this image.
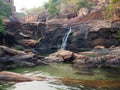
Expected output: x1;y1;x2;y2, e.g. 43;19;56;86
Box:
0;0;11;17
0;16;6;35
117;30;120;41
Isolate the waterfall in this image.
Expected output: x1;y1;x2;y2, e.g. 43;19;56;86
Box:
61;27;72;50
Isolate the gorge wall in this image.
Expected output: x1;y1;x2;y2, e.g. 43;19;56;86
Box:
2;0;120;55
3;0;20;22
31;20;120;54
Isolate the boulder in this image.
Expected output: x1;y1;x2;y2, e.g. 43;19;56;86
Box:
112;21;120;29
48;50;74;62
0;46;48;70
74;54;120;68
94;45;105;49
109;47;120;55
78;8;89;17
73;53;87;60
22;38;41;47
24;15;37;23
0;45;26;56
44;56;64;63
0;71;46;82
113;7;120;22
45;50;86;63
73;53;88;64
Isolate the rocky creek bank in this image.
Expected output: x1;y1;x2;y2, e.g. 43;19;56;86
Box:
0;46;120;85
1;6;120;86
0;45;120;71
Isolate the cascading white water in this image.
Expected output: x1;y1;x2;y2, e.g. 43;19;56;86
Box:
61;27;72;50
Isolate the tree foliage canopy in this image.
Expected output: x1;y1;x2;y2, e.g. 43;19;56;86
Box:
21;0;93;17
0;0;11;34
104;0;120;19
0;16;5;34
0;0;11;17
44;0;92;16
19;0;120;20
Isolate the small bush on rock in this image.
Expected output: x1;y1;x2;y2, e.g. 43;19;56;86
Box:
117;30;120;41
0;16;6;35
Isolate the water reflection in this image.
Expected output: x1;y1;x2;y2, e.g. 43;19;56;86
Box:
2;63;120;90
8;81;80;90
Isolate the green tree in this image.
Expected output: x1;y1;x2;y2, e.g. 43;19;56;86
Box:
0;0;11;17
0;16;5;34
47;0;60;16
0;0;11;35
72;0;92;13
117;30;120;41
47;3;59;16
104;0;120;19
112;0;120;3
55;0;92;15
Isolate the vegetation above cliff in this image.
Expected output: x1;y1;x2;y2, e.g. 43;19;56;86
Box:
0;0;12;34
0;0;11;17
104;0;120;19
18;0;120;21
18;0;92;19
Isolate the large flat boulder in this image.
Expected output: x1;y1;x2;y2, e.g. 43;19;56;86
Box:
0;71;45;82
45;50;86;63
0;45;26;56
47;50;74;62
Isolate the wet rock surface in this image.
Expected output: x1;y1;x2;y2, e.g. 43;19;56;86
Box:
0;46;48;70
74;47;120;68
74;54;120;68
43;49;120;68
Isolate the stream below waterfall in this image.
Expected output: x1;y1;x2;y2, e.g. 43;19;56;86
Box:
1;63;120;90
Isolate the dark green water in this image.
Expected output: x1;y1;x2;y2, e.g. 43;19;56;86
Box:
1;63;120;90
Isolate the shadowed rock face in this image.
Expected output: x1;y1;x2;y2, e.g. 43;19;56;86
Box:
4;18;120;54
36;21;120;54
69;28;119;52
0;32;16;47
4;20;120;54
36;24;68;54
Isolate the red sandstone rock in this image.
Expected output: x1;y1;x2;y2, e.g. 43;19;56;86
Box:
0;71;45;82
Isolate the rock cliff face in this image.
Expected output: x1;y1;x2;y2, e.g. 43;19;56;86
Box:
68;26;119;52
35;20;120;54
3;0;20;22
3;0;120;55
